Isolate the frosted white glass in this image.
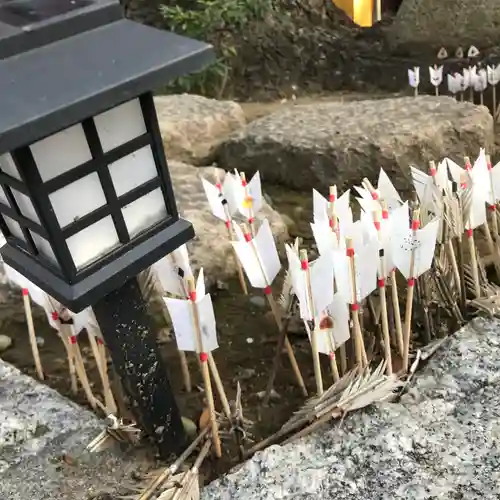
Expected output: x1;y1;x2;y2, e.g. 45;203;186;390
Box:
0;186;9;206
66;216;120;269
94;99;147;153
0;153;21;179
30;124;92;181
4;216;24;241
122;188;167;238
31;232;58;265
11;189;40;223
49;173;107;228
108;146;157;197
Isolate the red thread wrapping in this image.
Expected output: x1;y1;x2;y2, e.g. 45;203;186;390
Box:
407;278;415;286
346;248;355;257
243;233;252;242
22;288;28;296
70;336;77;345
241;179;247;187
488;205;496;212
467;228;473;238
382;210;389;220
351;303;360;311
411;220;420;230
199;352;208;362
377;278;385;288
488;163;493;171
371;192;379;200
430;168;436;176
215;183;222;191
97;338;103;345
225;220;231;228
51;311;59;321
465;163;472;171
329;218;334;228
374;221;381;230
460;182;467;190
300;260;308;270
329;194;335;202
189;291;197;302
329;352;335;360
248;217;255;224
264;286;272;295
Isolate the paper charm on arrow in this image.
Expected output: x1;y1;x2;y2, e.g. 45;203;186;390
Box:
410;162;450;213
201;174;239;223
487;64;500;86
312;187;352;225
429;65;443;88
316;294;350;351
360;210;394;276
231;170;263;220
408;67;420;89
447;73;461;96
232;219;281;288
333;237;378;304
391;204;440;280
473;68;488;93
355;169;403;213
164;269;218;353
285;245;334;322
153;244;193;297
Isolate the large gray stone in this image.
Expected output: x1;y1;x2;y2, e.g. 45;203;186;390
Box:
387;0;500;54
212;96;494;193
0;359;141;499
155;94;246;164
172;160;288;284
201;317;500;499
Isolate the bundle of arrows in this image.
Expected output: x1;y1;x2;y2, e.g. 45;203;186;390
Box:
408;53;500;119
4;148;500;489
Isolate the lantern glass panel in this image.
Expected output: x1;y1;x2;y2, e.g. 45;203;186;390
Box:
66;216;120;269
0;186;10;206
122;188;167;238
94;99;147;153
11;189;40;223
108;145;157;197
30;231;58;265
4;216;24;241
30;124;92;181
48;172;107;228
0;153;21;180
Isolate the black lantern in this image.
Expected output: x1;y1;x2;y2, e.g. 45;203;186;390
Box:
0;0;214;457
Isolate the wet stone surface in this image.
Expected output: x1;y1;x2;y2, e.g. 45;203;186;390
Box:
202;317;500;500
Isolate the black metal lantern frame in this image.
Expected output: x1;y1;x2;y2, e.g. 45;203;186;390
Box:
0;8;214;311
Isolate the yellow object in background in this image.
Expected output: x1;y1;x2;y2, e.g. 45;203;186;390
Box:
333;0;375;27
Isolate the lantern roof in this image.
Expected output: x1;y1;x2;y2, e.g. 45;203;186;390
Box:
0;12;213;154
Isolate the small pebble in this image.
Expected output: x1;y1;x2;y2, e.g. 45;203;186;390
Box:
35;336;45;348
249;296;266;308
0;334;12;352
246;337;254;344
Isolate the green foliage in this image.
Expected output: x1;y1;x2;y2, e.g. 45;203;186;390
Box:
160;0;273;96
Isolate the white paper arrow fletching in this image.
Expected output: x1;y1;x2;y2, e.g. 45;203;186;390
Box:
232;219;281;288
408;67;420;88
429;65;443;86
164;294;218;353
201;177;227;222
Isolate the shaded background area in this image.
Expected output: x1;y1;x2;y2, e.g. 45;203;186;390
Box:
118;0;500;100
